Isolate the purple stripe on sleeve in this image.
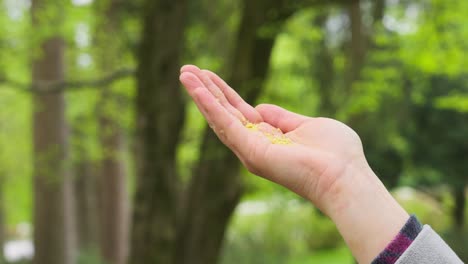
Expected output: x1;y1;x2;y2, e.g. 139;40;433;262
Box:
371;215;423;264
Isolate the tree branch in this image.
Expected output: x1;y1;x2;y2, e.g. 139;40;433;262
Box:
0;68;135;93
0;76;28;90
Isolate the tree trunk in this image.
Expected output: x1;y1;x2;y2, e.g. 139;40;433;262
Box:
97;107;129;264
372;0;385;24
345;0;366;93
129;0;187;263
94;1;130;263
344;0;385;97
176;1;295;263
74;160;99;253
73;122;99;254
453;184;466;230
31;1;75;264
313;11;336;116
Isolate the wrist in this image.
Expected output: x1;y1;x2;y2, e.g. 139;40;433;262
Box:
317;160;409;263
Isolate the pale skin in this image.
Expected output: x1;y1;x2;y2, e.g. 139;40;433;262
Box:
179;65;409;264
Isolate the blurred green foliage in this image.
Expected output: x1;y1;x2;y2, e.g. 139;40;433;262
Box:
221;197;347;264
0;0;467;262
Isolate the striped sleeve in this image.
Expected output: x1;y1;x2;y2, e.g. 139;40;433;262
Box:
371;215;423;264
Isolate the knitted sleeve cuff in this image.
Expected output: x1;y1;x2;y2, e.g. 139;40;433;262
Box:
371;215;423;264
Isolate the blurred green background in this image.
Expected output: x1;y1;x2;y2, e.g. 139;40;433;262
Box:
0;0;467;263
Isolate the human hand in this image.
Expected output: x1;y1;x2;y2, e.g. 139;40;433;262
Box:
179;65;410;263
179;64;365;213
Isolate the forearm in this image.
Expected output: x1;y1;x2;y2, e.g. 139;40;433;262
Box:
316;163;409;264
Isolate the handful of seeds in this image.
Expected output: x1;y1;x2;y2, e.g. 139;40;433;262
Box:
244;122;292;145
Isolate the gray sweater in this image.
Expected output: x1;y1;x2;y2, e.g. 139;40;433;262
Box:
396;225;464;264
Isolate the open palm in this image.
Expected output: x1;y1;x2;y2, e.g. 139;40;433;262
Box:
180;65;367;211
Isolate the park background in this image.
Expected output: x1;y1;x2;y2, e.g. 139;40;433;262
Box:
0;0;467;263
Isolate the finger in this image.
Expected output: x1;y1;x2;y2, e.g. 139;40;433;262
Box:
192;87;256;157
180;71;203;94
181;66;246;122
180;71;245;121
204;70;263;123
180;64;199;73
255;104;309;133
179;71;215;119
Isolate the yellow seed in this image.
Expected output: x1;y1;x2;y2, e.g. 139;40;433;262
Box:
268;135;292;145
245;122;258;131
244;122;292;144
